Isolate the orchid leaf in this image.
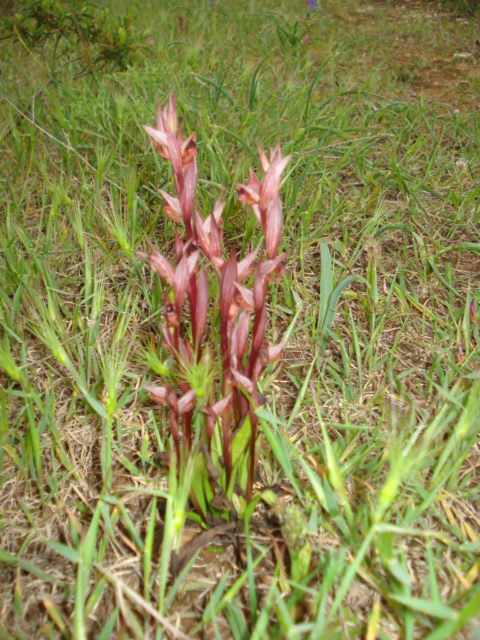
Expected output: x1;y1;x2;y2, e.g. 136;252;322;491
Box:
191;454;208;518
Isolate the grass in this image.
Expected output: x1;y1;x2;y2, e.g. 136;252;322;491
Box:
0;0;480;637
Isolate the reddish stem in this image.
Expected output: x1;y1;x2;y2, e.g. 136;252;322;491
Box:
222;408;233;485
246;386;260;502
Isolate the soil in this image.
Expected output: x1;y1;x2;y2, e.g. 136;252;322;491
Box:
345;0;480;108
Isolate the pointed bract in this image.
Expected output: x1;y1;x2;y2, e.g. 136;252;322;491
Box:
164;119;183;176
265;343;284;363
195;268;209;346
177;335;192;364
235;310;250;363
260;253;287;278
178;388;197;414
148;247;175;284
238;249;258;281
257;144;270;172
253;266;267;316
181;160;197;228
165;93;178;134
159;189;183;224
146;384;169;405
220;253;238;325
204;393;232;420
194;208;211;257
259;152;291;210
237;183;260;206
208;213;222;262
265;195;283;260
186;247;199;276
173;254;189;312
181;132;197;165
211;197;225;229
231;368;255;394
143;124;167;149
174;230;184;262
234;282;254;312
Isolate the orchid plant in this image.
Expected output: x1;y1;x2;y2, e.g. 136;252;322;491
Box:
143;95;290;520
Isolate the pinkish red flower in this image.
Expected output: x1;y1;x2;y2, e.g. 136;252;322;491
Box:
233;282;254;313
237;249;258;281
230;310;250;369
259;147;291;210
236;147;290;259
159;190;183;224
177;388;197;414
231;368;255;394
143;95;288;500
194;206;225;269
144;246;175;284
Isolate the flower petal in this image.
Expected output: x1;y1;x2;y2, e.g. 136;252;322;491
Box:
259;153;291;209
165;93;178;134
208;212;222;261
159;189;183;223
173;254;189;312
194;208;211;257
210;393;232;418
148;247;175;284
220;253;238;325
238;249;258;281
253;266;267;316
265;342;284;363
180;160;197;229
143;124;167;148
233;282;254;312
181;132;197;165
231;369;255;394
257;144;270;172
174;229;184;262
260;253;287;278
235;310;250;363
186;247;199;276
158;110;183;176
178;387;197;414
265;195;283;259
212;197;225;229
237;183;260;205
146;384;169;405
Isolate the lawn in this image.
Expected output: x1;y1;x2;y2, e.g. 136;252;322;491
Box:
0;0;480;638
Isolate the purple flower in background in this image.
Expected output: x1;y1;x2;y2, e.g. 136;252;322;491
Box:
307;0;318;11
210;0;216;6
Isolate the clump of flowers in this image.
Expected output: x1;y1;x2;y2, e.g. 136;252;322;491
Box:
143;95;290;517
